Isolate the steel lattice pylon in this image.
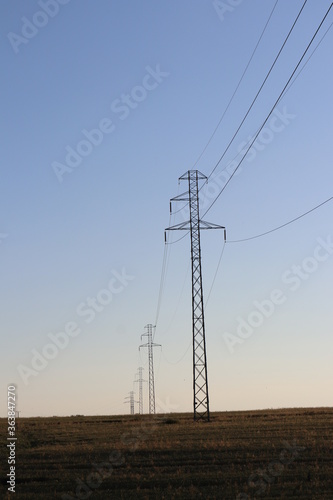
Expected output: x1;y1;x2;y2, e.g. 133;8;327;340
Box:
165;170;225;421
134;367;146;415
124;391;138;415
139;324;161;414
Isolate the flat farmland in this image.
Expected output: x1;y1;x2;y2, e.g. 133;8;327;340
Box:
1;407;332;499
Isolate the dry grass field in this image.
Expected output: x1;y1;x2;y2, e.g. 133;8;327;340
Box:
1;407;333;499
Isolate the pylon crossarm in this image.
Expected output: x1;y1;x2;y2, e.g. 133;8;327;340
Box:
165;221;191;231
179;170;207;181
199;220;225;230
170;192;190;203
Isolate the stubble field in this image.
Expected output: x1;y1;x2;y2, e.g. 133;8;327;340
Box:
1;407;333;499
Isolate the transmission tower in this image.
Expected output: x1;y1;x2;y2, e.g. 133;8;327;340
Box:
139;324;161;414
124;391;138;415
134;367;146;414
165;170;226;422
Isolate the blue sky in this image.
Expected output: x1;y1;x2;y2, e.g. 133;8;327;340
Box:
1;0;332;417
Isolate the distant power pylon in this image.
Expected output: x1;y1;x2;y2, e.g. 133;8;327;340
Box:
124;391;138;415
139;324;161;414
166;170;226;422
134;367;147;414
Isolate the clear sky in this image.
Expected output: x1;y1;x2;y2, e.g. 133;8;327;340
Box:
1;0;332;417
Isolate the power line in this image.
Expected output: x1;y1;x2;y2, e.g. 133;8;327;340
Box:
158;260;190;337
227;195;333;243
205;239;226;307
165;231;189;245
154;243;169;327
202;2;333;219
198;6;332;323
162;341;192;366
206;0;308;183
202;17;333;217
209;18;333;187
153;2;327;343
153;4;332;372
154;186;187;338
193;0;280;169
283;20;333;95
